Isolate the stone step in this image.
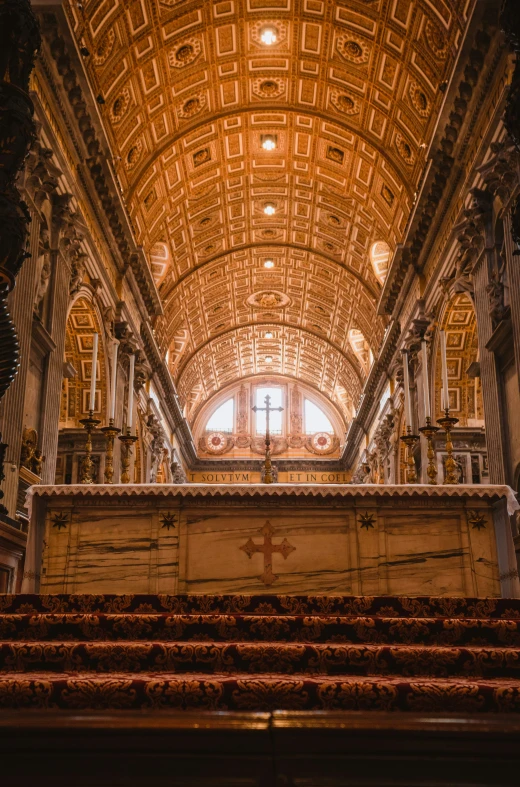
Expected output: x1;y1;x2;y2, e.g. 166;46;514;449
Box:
0;672;519;712
2;613;520;645
1;641;520;678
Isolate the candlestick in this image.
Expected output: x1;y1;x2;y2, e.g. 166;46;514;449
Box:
437;407;459;484
400;426;419;484
118;428;138;484
109;340;119;422
402;350;412;430
89;333;99;413
419;417;439;485
127;353;135;432
421;340;431;421
440;331;449;411
101;419;121;484
79;409;101;484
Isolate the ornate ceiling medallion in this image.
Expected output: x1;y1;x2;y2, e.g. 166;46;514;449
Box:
178;93;206;119
326;146;345;164
246;291;291;309
168;39;202;69
253;77;286;100
125;139;143;170
336;34;370;64
425;20;449;60
395;134;415;166
330;89;361;116
409;82;430;117
193;147;211;167
93;28;115;66
110;89;130;124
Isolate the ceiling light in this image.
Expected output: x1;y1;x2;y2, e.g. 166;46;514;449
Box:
264;203;276;215
265;356;273;363
261;135;277;151
260;27;277;45
264;259;275;268
265;331;273;338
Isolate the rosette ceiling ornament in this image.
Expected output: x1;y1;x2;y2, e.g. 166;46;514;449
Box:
65;0;470;424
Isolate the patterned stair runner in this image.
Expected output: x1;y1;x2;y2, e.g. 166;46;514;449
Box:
1;594;520;712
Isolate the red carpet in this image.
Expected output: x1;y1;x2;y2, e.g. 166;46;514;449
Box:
1;594;520;711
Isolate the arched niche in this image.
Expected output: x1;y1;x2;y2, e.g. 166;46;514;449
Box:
432;293;487;484
434;294;483;427
55;297;108;484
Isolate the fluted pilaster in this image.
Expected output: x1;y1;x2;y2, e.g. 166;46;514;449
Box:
39;250;70;484
472;253;509;484
0;212;40;516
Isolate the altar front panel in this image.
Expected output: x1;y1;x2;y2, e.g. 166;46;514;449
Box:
26;484;518;598
178;508;352;595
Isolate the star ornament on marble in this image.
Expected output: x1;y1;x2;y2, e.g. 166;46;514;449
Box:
51;512;69;531
467;510;487;530
359;511;376;530
160;512;178;530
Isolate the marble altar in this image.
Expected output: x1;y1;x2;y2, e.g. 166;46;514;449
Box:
21;484;520;598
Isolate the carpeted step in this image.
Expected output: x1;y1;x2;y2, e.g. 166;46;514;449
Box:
2;613;520;645
2;594;520;617
0;672;520;712
1;641;520;678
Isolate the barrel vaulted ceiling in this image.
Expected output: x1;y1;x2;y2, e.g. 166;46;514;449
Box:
65;0;471;423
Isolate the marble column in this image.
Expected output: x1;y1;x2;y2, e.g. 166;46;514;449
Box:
472;251;509;485
0;212;41;516
39;250;71;484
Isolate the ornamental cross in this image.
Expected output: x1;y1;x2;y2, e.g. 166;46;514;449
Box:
252;394;283;484
240;520;295;585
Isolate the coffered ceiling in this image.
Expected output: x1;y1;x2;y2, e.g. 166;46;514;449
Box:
65;0;471;424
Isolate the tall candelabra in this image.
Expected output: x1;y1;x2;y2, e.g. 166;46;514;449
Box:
101;419;121;484
79;410;101;484
419;417;440;485
400;426;419;484
437;408;459;484
118;428;138;484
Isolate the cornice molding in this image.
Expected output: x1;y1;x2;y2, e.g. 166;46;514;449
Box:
379;2;501;318
37;9;162;317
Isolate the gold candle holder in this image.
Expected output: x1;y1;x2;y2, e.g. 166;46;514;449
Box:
437;407;459;484
419;417;440;485
79;409;101;484
118;428;138;484
101;419;121;484
400;426;420;484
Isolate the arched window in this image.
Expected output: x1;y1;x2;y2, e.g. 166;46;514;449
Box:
370;241;391;285
206;398;234;432
304;399;333;433
255;386;283;434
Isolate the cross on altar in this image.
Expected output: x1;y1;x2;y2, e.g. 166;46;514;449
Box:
240;521;296;585
252;393;283;483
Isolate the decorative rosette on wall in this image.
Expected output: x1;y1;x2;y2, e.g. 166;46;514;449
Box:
199;432;232;455
306;432;339;456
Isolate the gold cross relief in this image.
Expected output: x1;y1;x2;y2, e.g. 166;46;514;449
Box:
239;520;296;586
